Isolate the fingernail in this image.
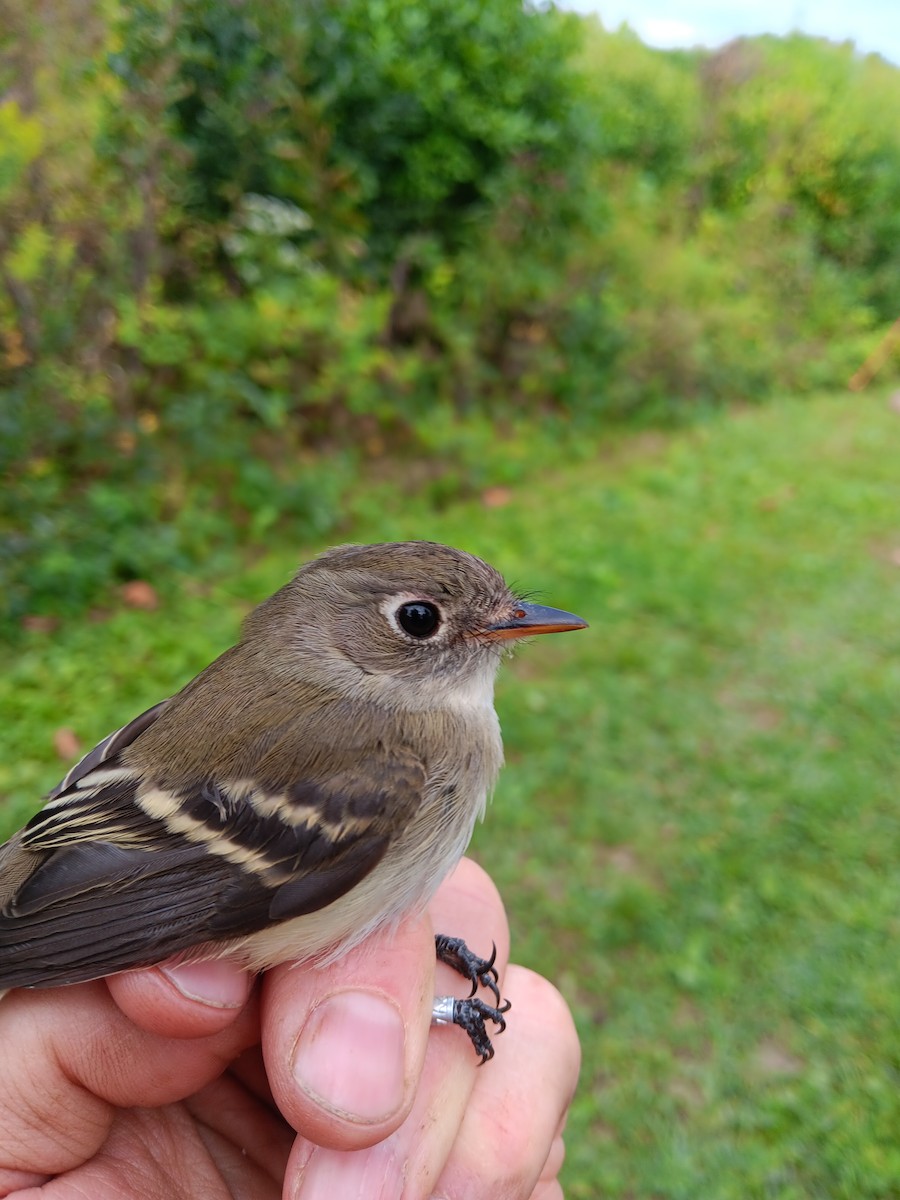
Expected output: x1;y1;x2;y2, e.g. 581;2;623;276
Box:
293;1142;402;1200
291;990;407;1122
159;960;251;1009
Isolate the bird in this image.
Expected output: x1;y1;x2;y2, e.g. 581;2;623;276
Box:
0;541;586;1058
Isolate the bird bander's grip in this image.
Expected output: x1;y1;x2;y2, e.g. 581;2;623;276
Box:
0;541;587;1057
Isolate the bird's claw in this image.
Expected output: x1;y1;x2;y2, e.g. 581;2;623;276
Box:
433;933;510;1061
434;933;502;1005
432;994;511;1063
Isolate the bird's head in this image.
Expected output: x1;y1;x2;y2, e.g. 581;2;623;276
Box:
242;541;587;712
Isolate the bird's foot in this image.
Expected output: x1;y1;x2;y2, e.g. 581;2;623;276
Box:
432;934;510;1061
431;993;511;1063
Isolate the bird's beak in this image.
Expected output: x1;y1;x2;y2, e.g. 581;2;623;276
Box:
481;601;589;641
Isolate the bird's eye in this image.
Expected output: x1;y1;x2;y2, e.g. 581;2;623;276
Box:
396;602;441;639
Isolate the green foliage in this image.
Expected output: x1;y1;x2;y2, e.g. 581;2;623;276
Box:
690;35;900;320
2;3;900;623
0;355;349;626
578;22;702;185
296;0;588;266
567;25;899;416
0;100;43;202
0;1;124;365
4;392;900;1196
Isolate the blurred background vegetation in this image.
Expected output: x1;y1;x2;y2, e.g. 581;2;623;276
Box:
3;2;900;1195
3;0;900;625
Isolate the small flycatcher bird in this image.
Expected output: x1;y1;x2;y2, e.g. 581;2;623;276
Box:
0;541;586;1058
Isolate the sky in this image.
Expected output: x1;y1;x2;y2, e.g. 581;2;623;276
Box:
561;1;900;66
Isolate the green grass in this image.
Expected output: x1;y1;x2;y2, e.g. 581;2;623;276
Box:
3;390;900;1197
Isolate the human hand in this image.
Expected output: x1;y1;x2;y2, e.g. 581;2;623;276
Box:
0;858;580;1199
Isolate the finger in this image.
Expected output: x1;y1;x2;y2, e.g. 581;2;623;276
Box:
431;966;580;1200
284;858;511;1199
260;907;437;1150
537;1127;567;1185
0;981;258;1187
10;1098;286;1200
531;1184;564;1200
106;960;255;1039
186;1070;295;1192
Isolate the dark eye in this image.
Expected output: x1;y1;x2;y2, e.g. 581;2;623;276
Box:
396;602;441;639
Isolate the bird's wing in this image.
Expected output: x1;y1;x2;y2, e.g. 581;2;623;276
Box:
0;736;425;990
47;699;171;799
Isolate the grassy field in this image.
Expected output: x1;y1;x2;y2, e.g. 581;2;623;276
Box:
2;390;899;1197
